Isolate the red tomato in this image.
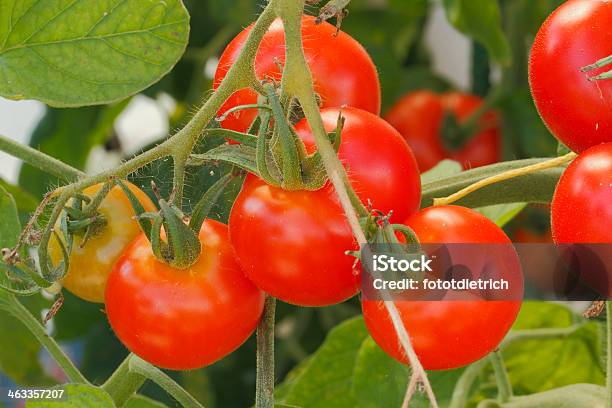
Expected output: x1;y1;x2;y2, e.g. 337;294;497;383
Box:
362;206;523;370
294;107;421;222
214;16;380;132
551;143;612;297
229;108;421;306
529;0;612;153
105;220;264;370
229;175;358;306
552;143;612;243
384;91;501;172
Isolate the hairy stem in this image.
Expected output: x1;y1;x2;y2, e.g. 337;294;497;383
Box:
449;358;488;408
256;296;276;408
128;355;205;408
490;351;512;403
102;355;146;406
0;134;84;182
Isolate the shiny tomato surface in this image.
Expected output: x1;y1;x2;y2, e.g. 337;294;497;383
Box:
106;220;265;370
214;16;380;132
529;0;612;152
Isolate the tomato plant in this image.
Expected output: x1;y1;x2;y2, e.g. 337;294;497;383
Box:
105;220;265;370
384;91;501;172
0;0;610;407
48;182;156;303
529;0;612;153
362;206;523;370
214;16;381;132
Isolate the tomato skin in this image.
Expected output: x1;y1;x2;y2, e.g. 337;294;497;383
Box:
229;108;421;306
229;175;358;306
362;206;523;370
384;91;501;172
294;107;421;222
49;182;156;303
529;0;612;153
105;220;264;370
214;16;381;132
552;143;612;243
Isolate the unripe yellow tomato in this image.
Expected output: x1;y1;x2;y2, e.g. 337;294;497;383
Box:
49;182;156;303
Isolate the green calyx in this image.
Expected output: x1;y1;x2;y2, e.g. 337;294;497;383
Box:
117;173;234;269
188;82;342;192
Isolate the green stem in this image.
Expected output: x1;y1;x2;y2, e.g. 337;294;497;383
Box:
2;294;88;384
102;355;146;406
607;302;612;408
502;324;584;345
490;351;512;403
256;296;276;408
0;134;84;182
449;358;488;408
129;355;205;408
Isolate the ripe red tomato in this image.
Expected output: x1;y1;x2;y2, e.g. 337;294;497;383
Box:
105;220;264;370
552;143;612;243
384;91;501;172
229;108;421;306
229;175;357;307
529;0;612;153
551;143;612;297
49;182;156;303
214;16;380;132
362;206;523;370
294;107;421;222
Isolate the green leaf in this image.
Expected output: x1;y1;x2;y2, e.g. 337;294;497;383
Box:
0;0;189;107
279;317;369;408
352;337;408;408
498;383;606;407
475;203;526;227
442;0;511;65
19;102;127;197
26;384;115;407
420;159;462;185
420;158;564;208
352;337;464;408
0;179;38;214
501;303;605;395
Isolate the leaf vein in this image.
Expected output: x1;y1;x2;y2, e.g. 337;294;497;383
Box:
27;46;141;86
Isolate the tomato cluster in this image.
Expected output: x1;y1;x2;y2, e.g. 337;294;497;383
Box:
58;15;527;372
